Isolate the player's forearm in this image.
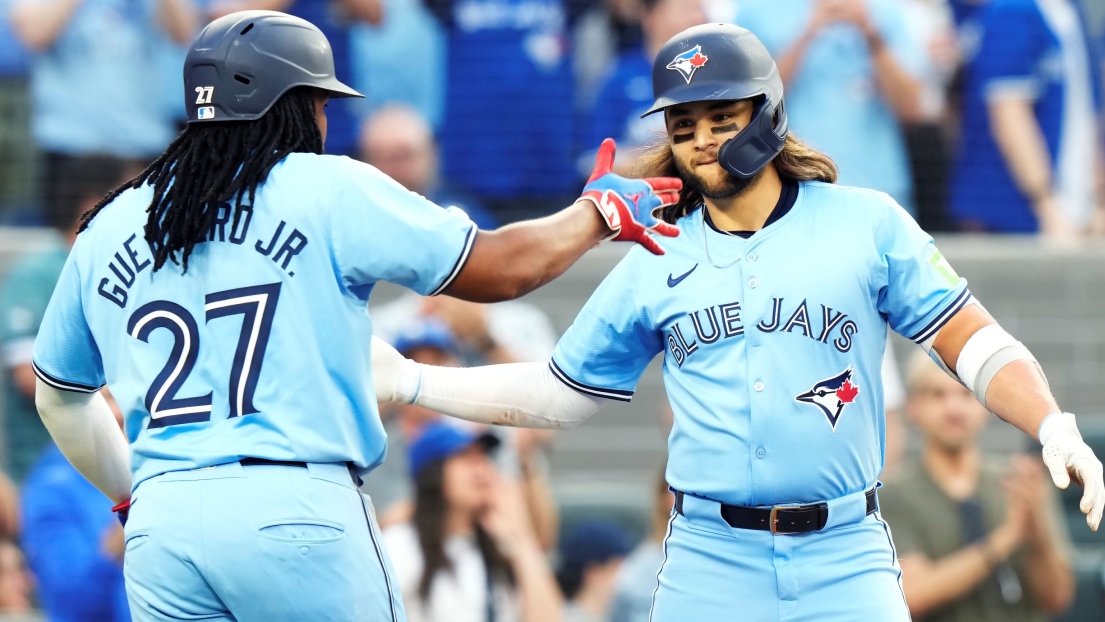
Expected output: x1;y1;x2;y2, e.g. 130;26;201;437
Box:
1022;540;1074;613
410;362;600;429
989;99;1054;208
444;201;609;302
9;0;83;51
982;360;1057;440
868;39;924;123
372;337;603;428
35;380;131;503
932;306;1055;439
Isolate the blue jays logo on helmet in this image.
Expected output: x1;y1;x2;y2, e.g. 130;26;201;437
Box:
795;368;860;431
666;45;709;84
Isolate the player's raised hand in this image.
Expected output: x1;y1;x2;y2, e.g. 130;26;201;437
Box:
1039;412;1105;530
579;138;681;255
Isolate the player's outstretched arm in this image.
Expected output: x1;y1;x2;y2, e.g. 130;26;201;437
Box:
34;380;131;504
372;337;604;428
443;139;680;303
932;304;1105;530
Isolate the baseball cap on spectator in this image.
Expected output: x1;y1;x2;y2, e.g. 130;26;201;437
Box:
391;318;460;358
558;521;634;569
408;421;500;476
556;520;634;598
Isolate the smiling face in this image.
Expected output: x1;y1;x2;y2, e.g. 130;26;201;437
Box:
665;99;762;200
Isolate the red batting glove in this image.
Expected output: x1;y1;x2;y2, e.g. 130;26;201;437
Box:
579;138;681;255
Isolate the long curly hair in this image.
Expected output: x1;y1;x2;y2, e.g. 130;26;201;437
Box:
633;133;838;224
78;87;323;272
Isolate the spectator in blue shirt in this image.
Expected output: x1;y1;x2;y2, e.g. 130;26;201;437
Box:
949;0;1103;237
21;391;129;622
350;0;446;130
738;0;926;214
8;0;197;218
585;0;705;176
426;0;579;215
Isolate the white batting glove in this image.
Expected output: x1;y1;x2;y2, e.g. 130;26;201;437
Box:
370;336;420;404
1040;412;1105;530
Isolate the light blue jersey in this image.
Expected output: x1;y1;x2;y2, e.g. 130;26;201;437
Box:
551;181;970;507
32;153;476;492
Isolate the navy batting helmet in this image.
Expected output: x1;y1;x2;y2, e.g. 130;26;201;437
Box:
643;24;787;179
184;11;363;124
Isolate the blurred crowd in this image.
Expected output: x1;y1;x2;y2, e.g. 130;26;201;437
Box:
0;0;1103;233
0;0;1104;619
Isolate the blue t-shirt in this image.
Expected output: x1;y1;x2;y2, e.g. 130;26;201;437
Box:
350;0;447;130
587;50;665;154
17;0;178;157
950;0;1102;232
22;444;130;622
739;0;925;214
551;182;971;506
436;0;577;198
32;154;476;490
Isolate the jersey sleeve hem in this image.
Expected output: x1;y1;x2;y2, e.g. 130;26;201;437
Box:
548;359;634;402
906;287;974;344
31;361;103;394
428;224;477;296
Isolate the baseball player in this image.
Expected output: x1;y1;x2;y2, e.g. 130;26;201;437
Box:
371;23;1105;621
29;10;680;622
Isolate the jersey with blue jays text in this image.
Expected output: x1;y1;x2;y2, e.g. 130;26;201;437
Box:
551;181;971;507
31;154;476;491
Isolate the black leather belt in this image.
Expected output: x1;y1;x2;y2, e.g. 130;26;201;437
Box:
238;458;362;486
674;488;877;534
240;458;308;468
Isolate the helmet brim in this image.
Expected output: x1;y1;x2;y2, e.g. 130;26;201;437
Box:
317;77;364;99
641;80;768;117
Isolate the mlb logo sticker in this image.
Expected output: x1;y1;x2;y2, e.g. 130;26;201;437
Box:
667;45;709;84
197;106;215;120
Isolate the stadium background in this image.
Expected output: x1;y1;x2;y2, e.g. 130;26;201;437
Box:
1;0;1105;619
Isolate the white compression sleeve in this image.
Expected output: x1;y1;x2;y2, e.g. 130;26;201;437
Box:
35;379;131;502
401;362;604;429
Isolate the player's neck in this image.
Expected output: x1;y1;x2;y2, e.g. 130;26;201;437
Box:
702;165;783;232
923;443;982;500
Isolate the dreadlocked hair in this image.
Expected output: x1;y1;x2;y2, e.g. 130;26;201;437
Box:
632;133;838;225
78;87;323;272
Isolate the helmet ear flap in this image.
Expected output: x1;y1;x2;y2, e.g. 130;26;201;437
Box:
717;97;787;179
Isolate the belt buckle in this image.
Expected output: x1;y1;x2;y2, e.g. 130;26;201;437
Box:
769;503;821;534
769;505;787;535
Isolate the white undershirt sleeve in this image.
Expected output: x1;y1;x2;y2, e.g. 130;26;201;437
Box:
402;361;604;429
35;379;131;502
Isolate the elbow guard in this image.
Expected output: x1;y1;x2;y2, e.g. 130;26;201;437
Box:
955;325;1045;410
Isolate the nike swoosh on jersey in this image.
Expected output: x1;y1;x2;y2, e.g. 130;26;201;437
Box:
667;264;698;288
